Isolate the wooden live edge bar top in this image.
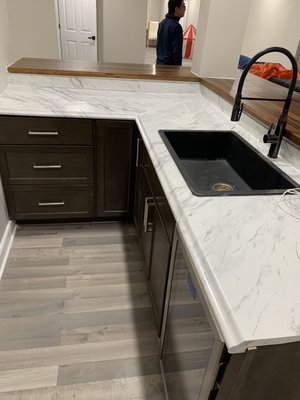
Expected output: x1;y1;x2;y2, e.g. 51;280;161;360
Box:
7;57;199;82
7;57;300;147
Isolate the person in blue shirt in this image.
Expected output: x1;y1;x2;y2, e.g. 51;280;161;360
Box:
156;0;186;66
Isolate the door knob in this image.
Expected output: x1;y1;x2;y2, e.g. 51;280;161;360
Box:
88;35;96;40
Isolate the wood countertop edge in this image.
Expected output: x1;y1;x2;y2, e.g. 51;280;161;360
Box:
7;66;200;82
200;78;300;148
7;58;200;83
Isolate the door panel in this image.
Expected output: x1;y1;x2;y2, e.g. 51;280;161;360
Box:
96;120;136;218
58;0;97;61
65;41;77;60
140;174;155;276
133;137;145;236
82;42;94;60
7;185;94;220
148;209;171;333
65;0;76;29
161;237;215;400
0;146;93;185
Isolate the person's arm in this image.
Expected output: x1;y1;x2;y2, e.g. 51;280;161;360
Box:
171;25;183;65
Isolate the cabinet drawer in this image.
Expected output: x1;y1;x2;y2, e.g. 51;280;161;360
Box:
0;116;93;145
143;151;175;242
6;185;94;220
0;146;94;184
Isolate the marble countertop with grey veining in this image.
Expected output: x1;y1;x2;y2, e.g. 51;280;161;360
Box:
0;73;300;353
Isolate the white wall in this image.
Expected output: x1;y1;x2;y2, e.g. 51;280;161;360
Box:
148;0;163;22
101;0;148;63
192;0;251;78
3;0;300;68
0;0;11;240
7;0;60;62
242;0;300;68
0;0;11;91
154;0;201;29
161;0;168;19
185;0;201;29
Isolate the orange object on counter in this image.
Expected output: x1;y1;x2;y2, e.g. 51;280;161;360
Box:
249;63;300;80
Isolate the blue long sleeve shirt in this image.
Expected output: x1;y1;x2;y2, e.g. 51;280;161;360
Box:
156;14;183;66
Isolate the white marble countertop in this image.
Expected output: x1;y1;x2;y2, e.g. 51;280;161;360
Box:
0;74;300;353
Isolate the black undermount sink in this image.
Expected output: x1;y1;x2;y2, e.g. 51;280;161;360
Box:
159;130;297;196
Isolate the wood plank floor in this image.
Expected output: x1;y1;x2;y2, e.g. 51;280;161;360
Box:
0;222;166;399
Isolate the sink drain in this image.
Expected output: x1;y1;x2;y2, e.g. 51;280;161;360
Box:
211;182;234;192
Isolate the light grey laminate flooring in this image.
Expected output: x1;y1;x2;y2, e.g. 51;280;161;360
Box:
0;222;165;399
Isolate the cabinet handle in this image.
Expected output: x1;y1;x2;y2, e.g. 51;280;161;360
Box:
136;138;141;167
33;164;62;169
28;131;59;136
209;361;229;399
143;196;154;232
38;201;65;207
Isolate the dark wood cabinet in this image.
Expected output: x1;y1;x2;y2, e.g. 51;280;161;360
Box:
0;116;137;222
6;185;94;220
0;116;93;145
0;115;94;221
0;146;94;185
148;209;172;331
133;136;145;235
95;120;137;218
216;341;300;400
133;137;175;334
161;228;224;400
140;171;155;276
143;149;174;242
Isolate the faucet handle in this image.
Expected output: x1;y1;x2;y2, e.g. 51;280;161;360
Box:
231;103;243;121
263;123;278;144
267;123;275;135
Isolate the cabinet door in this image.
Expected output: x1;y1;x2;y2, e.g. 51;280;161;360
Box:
161;234;223;400
143;150;174;242
148;208;172;334
140;171;155;276
96;120;137;218
133;137;145;235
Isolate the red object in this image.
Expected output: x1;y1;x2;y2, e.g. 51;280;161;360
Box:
250;63;300;81
183;25;196;59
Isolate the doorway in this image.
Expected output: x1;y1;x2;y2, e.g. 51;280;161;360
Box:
145;0;194;66
57;0;98;61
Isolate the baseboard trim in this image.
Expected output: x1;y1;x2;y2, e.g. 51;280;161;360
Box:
0;221;16;280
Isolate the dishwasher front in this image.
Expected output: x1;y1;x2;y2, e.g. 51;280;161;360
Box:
160;228;227;400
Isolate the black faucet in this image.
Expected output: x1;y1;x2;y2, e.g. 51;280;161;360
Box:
231;46;298;158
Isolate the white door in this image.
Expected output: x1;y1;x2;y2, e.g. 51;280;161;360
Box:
58;0;97;61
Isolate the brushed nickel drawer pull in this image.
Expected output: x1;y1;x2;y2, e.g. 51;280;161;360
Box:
28;131;59;136
143;196;155;233
33;164;62;169
38;201;65;207
136;138;140;167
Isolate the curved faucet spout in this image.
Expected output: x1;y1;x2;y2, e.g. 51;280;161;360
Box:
231;46;298;158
